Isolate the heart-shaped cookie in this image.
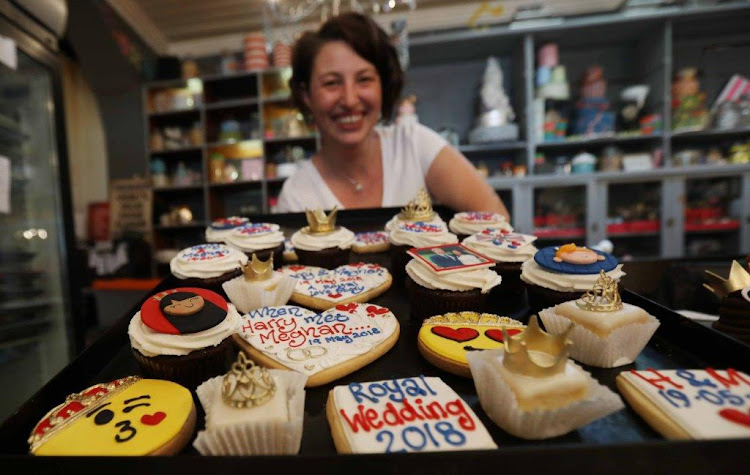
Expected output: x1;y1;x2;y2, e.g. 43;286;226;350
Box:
281;263;392;310
233;303;400;387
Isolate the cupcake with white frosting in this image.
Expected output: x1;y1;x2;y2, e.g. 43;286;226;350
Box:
128;287;240;389
463;229;537;295
384;187;445;232
389;222;458;281
521;243;625;313
405;244;501;320
224;222;285;268
290;207;354;269
170;243;248;287
449;211;513;240
205;216;249;243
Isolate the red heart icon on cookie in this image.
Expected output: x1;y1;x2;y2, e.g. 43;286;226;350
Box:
366;305;390;316
328;293;343;299
484;328;522;343
718;408;750;428
140;412;166;426
336;303;358;313
431;326;479;343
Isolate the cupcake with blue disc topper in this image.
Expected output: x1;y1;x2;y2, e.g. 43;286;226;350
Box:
520;243;625;312
206;217;249;243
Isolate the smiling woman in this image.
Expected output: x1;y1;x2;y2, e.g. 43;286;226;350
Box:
276;13;509;219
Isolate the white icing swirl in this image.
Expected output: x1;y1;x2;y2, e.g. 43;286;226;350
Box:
449;216;514;236
389;222;458;247
170;244;248;279
290;227;355;251
223;223;285;252
462;235;537;263
520;259;626;292
406;259;501;294
128;304;240;357
384;213;445;232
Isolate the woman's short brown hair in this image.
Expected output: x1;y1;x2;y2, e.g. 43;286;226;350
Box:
289;13;404;120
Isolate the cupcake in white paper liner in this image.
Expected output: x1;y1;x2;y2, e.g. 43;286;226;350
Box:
193;352;307;456
222;253;295;313
466;316;623;440
539;270;660;368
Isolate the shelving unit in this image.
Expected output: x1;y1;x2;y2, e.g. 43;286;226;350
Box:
142;2;750;271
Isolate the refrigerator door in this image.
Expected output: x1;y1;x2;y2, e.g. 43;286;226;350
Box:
0;40;72;421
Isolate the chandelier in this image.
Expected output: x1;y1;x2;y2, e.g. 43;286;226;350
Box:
263;0;417;26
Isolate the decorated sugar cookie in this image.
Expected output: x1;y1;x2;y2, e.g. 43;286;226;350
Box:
28;376;196;456
418;312;525;378
326;376;497;453
616;369;750;439
352;231;391;254
281;263;392;310
233;303;400;387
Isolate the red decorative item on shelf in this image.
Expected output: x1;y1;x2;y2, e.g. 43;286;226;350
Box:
88;202;110;242
244;32;269;71
273;42;292;68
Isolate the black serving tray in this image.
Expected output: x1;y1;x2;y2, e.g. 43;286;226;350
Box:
1;208;749;473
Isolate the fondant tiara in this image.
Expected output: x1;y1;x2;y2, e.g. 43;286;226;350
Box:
503;315;573;378
399;187;435;221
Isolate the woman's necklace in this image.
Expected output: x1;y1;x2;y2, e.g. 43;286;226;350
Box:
344;175;364;192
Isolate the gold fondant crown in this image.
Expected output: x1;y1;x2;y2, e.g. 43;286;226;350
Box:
28;376;141;453
222;352;276;408
242;253;274;282
304;206;338;234
703;260;750;299
503;315;573;378
577;270;623;312
399;187;435;221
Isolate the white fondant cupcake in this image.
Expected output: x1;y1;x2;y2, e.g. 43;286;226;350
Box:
193;352;307;455
449;211;513;239
224;222;285;266
222;254;296;313
463;229;537;295
170;243;248;286
205;217;249;243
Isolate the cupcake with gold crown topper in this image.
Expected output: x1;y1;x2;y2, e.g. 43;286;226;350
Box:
290;206;354;269
521;243;625;312
703;260;750;344
384;187;445;232
466;315;624;439
193;351;307;455
28;376;196;455
539;270;660;367
222;253;296;313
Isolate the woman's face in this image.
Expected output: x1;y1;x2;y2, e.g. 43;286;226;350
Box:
304;40;382;147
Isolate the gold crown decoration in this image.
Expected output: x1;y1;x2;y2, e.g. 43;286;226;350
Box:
398;187;435;221
703;260;750;299
577;270;623;312
28;376;141;453
241;254;274;282
502;315;573;378
222;351;276;408
303;206;339;234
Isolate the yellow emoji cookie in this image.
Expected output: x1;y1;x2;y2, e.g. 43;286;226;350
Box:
418;312;525;378
29;377;196;456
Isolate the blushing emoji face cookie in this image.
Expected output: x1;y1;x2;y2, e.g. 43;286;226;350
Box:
418;312;525;378
29;377;195;456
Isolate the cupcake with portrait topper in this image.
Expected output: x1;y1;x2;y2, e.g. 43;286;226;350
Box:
539;270;660;367
205;216;249;243
290;206;354;269
466;315;624;440
222;253;296;313
449;211;513;241
384;187;446;232
128;287;240;389
193;351;307;455
521;243;625;313
223;222;285;268
405;243;502;320
463;229;537;297
170;243;248;287
703;260;750;344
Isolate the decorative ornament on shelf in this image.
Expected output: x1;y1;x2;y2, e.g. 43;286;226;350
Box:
671;67;709;132
502;315;573;378
221;352;276;409
303;206;339;234
572;65;615;136
577;270;623;312
398;187;435;221
242;253;275;282
703;260;750;299
469;56;519;144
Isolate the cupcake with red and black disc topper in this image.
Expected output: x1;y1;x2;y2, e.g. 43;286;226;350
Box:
170;243;248;287
224;222;285;268
129;287;240;389
205;216;249;243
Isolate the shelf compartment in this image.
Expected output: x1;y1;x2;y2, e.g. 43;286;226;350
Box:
203;74;258;105
537;133;663;149
204;97;259;110
152;185;204;193
209;180;263;188
684;220;741;233
671;126;750;141
263;134;318;144
458;142;526;153
149;146;203;156
147;108;200;119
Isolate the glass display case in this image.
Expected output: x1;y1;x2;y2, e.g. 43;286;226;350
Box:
684;176;743;257
607;181;661;259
